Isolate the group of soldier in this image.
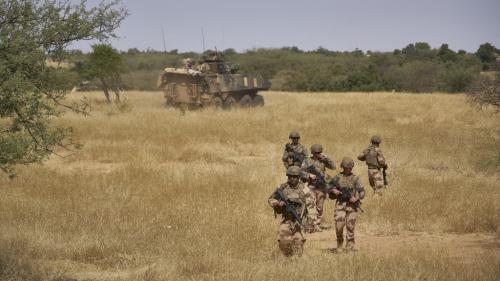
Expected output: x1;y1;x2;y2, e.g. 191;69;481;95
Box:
268;132;388;257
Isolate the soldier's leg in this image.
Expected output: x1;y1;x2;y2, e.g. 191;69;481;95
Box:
372;169;385;194
334;206;347;250
291;229;305;256
304;190;318;233
345;209;358;250
367;169;376;192
277;223;294;257
314;189;326;224
305;208;319;233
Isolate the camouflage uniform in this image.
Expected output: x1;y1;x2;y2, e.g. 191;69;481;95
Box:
357;136;387;194
301;144;335;226
269;177;307;257
329;157;365;251
282;132;307;169
300;172;319;233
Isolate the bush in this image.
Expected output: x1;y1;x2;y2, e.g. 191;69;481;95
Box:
467;72;500;109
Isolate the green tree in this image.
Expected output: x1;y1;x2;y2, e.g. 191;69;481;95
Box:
86;44;126;103
0;0;127;176
476;43;498;69
437;44;458;62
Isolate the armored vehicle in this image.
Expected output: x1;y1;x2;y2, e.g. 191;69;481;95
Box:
157;55;270;109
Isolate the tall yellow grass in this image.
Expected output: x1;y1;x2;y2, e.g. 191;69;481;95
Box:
0;91;499;280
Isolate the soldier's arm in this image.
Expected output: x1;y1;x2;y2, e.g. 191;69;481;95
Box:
323;155;336;170
268;190;281;207
357;149;368;161
377;149;388;169
281;150;290;168
354;176;365;200
301;145;309;158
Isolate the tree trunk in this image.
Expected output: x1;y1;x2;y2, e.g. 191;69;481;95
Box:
100;77;111;103
114;90;121;103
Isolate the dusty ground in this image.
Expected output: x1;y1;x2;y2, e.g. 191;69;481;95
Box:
32;230;500;281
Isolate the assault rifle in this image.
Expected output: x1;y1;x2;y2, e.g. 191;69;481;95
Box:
305;164;327;188
383;167;389;187
274;188;306;229
285;144;305;166
334;186;364;212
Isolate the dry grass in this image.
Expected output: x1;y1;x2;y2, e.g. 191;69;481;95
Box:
1;91;499;280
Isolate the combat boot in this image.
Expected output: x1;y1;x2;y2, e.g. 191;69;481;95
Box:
333;240;344;253
345;240;357;252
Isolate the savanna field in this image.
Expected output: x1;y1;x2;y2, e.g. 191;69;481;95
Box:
1;91;499;281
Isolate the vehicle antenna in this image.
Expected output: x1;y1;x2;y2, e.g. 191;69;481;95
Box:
201;27;206;53
161;25;167;53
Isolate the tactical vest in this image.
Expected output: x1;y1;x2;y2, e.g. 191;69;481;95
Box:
332;174;359;201
285;144;306;165
365;146;380;169
277;183;305;219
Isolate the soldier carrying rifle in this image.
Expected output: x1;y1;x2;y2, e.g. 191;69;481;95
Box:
282;131;308;169
357;135;388;195
301;144;335;229
268;166;307;257
328;157;365;253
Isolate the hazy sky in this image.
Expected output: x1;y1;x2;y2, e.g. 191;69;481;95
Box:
72;0;500;53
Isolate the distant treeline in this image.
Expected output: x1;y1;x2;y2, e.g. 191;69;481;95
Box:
70;42;500;93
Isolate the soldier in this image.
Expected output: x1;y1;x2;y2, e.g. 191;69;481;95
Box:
183;58;200;74
300;171;320;233
268;166;307;257
282;132;308;169
357;135;387;194
328;157;365;252
301;144;335;227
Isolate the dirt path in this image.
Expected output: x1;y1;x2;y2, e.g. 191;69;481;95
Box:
36;231;500;280
307;229;500;263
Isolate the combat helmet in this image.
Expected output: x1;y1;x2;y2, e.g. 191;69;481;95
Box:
371;135;381;144
289;131;300;139
340;157;355;169
286;166;301;176
300;171;309;181
310;144;323;154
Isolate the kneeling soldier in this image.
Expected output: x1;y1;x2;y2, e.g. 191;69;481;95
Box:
329;157;365;252
268;166;307;257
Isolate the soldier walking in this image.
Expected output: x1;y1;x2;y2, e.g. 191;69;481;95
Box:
301;144;335;228
268;166;307;256
328;157;365;252
299;171;320;233
357;135;387;194
282;132;308;169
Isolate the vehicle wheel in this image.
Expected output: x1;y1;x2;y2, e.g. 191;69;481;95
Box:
223;96;237;110
165;98;174;108
251;95;264;107
212;97;223;108
239;94;252;108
